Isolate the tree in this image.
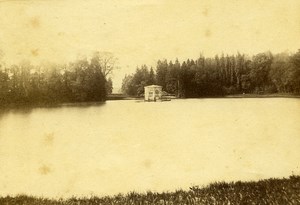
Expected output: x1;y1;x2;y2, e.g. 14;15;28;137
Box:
133;65;150;96
148;67;156;85
106;77;113;94
91;51;119;78
250;52;273;92
269;52;291;93
156;59;168;89
0;69;9;103
121;74;135;96
165;61;178;94
290;50;300;93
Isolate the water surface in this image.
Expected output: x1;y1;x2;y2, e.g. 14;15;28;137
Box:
0;98;299;197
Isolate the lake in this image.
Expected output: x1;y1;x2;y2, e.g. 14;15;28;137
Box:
0;98;299;198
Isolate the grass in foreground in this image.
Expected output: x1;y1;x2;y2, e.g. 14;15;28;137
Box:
1;175;300;205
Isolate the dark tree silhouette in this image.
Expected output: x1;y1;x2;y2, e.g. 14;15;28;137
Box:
122;50;300;97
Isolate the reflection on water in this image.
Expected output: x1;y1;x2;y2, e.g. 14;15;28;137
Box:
0;98;299;198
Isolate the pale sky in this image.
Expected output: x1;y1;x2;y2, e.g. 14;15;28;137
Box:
0;0;300;91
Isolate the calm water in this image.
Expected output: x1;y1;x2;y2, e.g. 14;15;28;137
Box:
0;98;299;197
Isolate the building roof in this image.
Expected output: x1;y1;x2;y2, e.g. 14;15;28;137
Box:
144;85;162;88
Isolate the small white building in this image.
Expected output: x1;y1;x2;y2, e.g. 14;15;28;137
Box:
144;85;162;101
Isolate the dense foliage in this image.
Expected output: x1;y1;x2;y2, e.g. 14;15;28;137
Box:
0;52;115;107
1;175;299;204
121;65;156;97
122;50;300;97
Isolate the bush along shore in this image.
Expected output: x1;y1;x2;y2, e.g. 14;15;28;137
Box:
1;175;299;205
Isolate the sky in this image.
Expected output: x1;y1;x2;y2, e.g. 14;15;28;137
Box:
0;0;300;91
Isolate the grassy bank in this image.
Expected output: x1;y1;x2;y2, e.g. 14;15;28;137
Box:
1;175;299;204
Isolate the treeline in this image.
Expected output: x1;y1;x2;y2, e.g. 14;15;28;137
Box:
0;52;115;107
122;50;300;97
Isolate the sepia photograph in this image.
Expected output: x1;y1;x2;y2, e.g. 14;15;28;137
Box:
0;0;300;204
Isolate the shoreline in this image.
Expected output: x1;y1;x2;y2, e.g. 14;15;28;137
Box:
224;93;300;98
110;93;300;101
1;94;299;110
